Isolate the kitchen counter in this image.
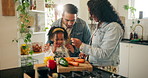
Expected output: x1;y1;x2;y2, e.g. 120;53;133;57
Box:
121;38;148;45
0;65;126;78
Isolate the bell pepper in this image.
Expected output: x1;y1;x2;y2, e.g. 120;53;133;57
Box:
59;58;68;67
47;60;56;70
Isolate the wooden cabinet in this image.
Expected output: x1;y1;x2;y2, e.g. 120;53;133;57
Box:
119;43;148;78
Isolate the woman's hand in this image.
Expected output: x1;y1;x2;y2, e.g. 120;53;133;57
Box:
71;38;82;48
65;44;74;53
79;52;87;59
43;43;50;52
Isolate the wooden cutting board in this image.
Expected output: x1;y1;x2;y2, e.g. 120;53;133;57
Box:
56;58;93;73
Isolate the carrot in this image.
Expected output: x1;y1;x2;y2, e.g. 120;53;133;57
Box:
64;57;75;61
75;58;85;63
68;61;79;66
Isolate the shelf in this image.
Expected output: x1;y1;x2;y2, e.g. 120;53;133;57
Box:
21;52;45;58
29;10;46;13
33;32;46;34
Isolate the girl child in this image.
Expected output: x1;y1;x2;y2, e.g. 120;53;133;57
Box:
45;27;69;58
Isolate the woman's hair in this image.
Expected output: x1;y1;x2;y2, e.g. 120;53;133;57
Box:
63;4;78;14
47;27;68;40
87;0;124;30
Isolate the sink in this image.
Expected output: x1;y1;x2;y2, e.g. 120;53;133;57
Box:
121;39;148;45
134;41;148;45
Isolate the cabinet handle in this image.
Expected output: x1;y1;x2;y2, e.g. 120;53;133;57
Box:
131;46;133;48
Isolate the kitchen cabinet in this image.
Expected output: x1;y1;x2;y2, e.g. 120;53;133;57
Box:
129;44;148;78
119;43;148;78
119;43;130;77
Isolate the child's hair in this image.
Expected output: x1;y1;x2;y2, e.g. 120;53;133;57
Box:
47;27;68;41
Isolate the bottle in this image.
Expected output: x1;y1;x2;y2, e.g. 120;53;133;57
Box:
139;11;143;19
134;32;138;39
130;32;133;40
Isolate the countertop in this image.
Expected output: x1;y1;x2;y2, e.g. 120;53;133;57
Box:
121;38;148;45
0;65;126;78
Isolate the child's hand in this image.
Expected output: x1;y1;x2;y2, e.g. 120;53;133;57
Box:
43;43;50;52
65;44;74;53
52;40;59;53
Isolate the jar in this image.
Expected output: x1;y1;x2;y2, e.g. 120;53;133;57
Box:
32;42;43;53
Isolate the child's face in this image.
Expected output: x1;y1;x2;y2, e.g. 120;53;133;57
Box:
53;32;65;47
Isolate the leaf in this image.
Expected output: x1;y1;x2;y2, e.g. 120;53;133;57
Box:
123;5;129;10
20;27;26;33
21;23;25;27
17;5;23;11
16;40;18;43
24;39;28;43
24;1;30;8
27;56;33;59
12;40;15;42
45;0;48;2
29;50;34;55
26;33;31;39
27;62;33;66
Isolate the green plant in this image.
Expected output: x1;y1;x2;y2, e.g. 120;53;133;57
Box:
123;4;137;32
45;0;55;28
124;5;136;18
15;0;34;66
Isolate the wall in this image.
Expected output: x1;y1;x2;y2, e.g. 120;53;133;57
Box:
54;0;80;15
117;0;148;40
0;0;19;70
79;0;89;23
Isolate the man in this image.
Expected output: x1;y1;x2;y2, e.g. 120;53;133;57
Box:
47;4;91;57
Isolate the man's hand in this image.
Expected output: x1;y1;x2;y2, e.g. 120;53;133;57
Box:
65;43;74;53
71;38;82;48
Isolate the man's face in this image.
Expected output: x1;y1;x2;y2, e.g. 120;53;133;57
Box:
62;12;77;28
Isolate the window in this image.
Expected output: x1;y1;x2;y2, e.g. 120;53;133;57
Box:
131;0;148;19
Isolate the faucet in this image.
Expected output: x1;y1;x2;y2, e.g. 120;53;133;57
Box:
133;24;144;40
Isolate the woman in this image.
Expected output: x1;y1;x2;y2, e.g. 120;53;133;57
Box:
71;0;124;73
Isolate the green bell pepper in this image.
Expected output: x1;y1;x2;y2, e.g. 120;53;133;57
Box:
59;58;68;67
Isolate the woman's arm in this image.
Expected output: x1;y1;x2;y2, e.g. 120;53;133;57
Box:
81;23;123;59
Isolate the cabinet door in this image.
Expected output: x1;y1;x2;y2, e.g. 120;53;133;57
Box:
129;44;148;78
119;43;130;77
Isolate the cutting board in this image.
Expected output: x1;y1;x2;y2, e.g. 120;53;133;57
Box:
56;58;93;73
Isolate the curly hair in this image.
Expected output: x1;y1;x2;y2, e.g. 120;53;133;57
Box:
47;27;68;41
87;0;124;30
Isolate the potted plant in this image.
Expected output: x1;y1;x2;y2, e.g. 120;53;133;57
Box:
14;0;34;66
